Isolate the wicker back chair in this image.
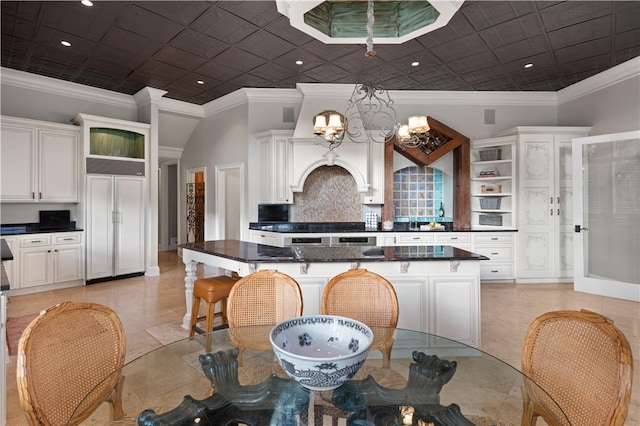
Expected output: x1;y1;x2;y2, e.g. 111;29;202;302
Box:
227;269;303;363
521;309;633;426
322;268;399;367
16;302;126;426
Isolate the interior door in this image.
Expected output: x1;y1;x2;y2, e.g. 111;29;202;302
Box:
572;131;640;301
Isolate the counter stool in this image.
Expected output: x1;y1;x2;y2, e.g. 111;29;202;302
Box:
189;274;239;351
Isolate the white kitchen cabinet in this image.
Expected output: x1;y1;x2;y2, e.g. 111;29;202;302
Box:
393;278;429;348
248;230;283;247
394;233;434;246
429;275;479;347
473;232;515;280
434;233;472;251
86;175;146;281
18;232;84;289
0;116;79;202
256;130;293;204
470;136;517;229
494;127;591;280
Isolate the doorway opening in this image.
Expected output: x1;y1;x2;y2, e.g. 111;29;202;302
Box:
216;164;243;240
187;168;206;242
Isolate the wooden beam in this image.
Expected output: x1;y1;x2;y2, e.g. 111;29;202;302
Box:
382;139;395;222
453;140;471;229
383;116;471;228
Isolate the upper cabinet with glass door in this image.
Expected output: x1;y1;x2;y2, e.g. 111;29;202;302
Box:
74;114;150;164
74;114;150;177
89;127;145;160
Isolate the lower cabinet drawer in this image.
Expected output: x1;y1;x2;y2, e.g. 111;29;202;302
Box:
480;263;514;280
54;233;82;245
395;234;434;245
435;234;471;244
20;235;51;248
474;245;513;262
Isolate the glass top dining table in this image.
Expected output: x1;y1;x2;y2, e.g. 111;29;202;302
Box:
73;326;568;426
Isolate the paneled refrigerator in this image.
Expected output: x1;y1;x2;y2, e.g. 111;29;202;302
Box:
86;174;145;283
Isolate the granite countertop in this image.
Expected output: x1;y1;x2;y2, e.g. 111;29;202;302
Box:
180;240;489;263
1;223;83;236
1;239;13;291
249;222;516;233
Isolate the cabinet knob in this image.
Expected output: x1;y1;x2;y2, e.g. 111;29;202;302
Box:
491;252;499;255
491;237;498;240
491;270;499;273
451;237;458;240
31;192;35;199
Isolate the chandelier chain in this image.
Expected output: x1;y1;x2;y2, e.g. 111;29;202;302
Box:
366;0;375;56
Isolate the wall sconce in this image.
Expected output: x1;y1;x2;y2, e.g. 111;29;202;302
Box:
312;110;347;150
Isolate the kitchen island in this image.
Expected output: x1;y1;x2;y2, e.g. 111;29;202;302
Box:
181;240;488;353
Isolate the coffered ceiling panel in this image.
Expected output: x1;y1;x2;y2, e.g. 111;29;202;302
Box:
1;1;639;105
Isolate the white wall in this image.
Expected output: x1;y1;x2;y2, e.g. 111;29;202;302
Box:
178;103;250;241
0;82;137;124
558;75;640;135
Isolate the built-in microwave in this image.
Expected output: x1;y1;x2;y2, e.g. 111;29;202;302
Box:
258;204;290;222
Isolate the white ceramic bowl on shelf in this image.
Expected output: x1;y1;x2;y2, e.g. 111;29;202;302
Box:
270;315;373;391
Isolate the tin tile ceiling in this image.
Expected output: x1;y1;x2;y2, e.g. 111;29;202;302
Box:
2;1;639;105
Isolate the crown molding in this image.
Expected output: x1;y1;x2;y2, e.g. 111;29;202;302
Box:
296;83;557;105
0;67;137;110
158;146;183;159
391;90;557;106
158;97;204;117
201;89;249;117
244;88;302;102
557;57;640;105
133;87;168;107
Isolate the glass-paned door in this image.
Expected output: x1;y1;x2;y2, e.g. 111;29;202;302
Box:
573;131;640;301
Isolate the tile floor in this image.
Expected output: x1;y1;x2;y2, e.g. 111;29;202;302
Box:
4;250;639;425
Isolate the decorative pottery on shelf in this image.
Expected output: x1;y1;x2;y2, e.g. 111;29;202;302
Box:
270;315;373;391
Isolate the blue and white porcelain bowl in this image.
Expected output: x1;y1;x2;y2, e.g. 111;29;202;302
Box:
270;315;373;391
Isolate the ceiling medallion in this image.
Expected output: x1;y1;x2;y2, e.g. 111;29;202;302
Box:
276;0;464;45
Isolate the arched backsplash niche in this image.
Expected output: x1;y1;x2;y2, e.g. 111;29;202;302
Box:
291;166;361;222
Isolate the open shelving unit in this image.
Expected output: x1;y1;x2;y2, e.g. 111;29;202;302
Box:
470;136;517;229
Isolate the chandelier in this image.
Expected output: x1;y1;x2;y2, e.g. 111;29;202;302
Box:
311;0;438;151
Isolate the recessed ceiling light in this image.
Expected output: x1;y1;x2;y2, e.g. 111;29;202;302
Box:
81;0;93;6
411;61;420;67
196;80;204;85
524;63;533;68
61;40;71;47
295;60;303;65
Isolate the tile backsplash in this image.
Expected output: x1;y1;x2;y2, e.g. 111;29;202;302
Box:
291;166;361;222
393;166;445;220
289;164;449;223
